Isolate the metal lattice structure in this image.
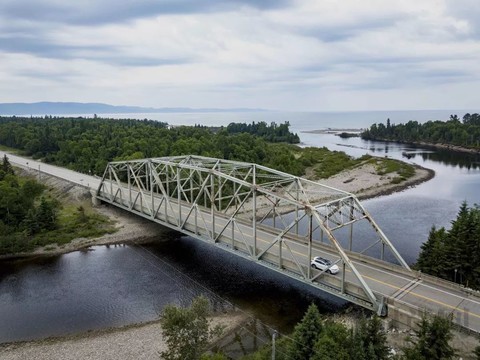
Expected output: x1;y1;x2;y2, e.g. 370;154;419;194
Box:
96;155;412;314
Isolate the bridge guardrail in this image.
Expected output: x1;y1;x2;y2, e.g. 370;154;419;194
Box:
386;296;479;334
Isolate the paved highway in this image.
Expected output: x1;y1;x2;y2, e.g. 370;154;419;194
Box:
0;150;101;189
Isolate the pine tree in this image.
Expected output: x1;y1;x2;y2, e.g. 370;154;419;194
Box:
287;303;323;360
403;314;455;360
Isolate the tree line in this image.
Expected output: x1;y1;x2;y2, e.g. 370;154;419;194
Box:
0;155;59;253
226;121;300;144
416;202;480;289
0;116;304;176
162;298;463;360
361;113;480;150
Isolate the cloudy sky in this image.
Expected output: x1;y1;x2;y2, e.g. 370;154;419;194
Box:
1;0;479;111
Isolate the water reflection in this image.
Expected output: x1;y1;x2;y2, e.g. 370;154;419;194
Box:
0;237;343;344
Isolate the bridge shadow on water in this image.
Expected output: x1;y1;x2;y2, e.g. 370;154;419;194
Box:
141;233;349;334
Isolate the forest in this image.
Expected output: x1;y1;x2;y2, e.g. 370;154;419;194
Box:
172;298;462;360
0;155;114;255
0;116;304;176
226;121;300;143
361;113;480;150
0;116;417;188
415;202;480;289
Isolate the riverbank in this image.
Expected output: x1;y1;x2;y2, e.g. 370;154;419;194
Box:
364;137;480;155
0;311;248;360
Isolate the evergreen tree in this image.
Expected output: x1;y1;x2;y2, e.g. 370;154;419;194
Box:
287;303;323;360
0;154;14;180
402;314;455;360
416;202;480;289
354;316;389;360
36;197;59;231
311;321;350;360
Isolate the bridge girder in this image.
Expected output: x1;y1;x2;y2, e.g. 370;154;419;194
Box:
97;155;411;314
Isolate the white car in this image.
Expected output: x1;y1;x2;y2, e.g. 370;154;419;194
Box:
310;256;339;274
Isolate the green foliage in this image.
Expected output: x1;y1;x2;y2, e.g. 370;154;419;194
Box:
243;307;390;360
240;336;291;360
161;296;223;360
415;202;480;289
287;303;323;360
362;113;480;150
0;154;14;180
356;315;389;360
226;121;300;144
0;116;303;177
300;147;372;179
375;158;415;183
311;321;350;360
0;158;115;255
401;314;455;360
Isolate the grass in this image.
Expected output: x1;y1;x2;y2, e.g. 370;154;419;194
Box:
298;146;416;186
300;147;373;179
32;204;116;247
375;158;415;184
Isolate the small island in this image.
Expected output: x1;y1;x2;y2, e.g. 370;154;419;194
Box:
361;113;480;153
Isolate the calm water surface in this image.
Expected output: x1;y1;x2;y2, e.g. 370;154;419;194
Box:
1;110;479;343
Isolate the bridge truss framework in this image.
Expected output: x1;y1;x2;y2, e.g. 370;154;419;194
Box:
96;155;412;315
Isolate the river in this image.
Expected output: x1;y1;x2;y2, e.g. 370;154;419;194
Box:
1;110;479;344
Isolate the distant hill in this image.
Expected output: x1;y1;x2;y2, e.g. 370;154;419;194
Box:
0;102;265;115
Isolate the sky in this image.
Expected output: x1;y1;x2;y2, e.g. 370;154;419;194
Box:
0;0;479;111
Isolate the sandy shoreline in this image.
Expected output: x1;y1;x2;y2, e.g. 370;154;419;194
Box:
0;312;248;360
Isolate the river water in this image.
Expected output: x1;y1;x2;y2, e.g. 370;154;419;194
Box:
1;110;479;343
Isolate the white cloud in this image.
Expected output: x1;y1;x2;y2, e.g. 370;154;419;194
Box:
0;0;479;110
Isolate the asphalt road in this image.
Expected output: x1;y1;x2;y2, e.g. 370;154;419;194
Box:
0;150;101;190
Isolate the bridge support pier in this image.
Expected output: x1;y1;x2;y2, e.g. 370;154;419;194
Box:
91;190;101;206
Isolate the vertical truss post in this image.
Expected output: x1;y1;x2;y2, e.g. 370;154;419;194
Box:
149;160;154;218
211;171;215;240
308;212;313;279
109;166;113;201
166;165;170;197
279;238;283;269
127;163;132;207
190;168;193;203
349;201;354;251
273;204;276;228
295;181;299;235
234;182;237;209
341;261;346;294
177;166;181;226
194;205;198;234
218;165;222;212
231;219;235;248
381;243;385;261
252;165;257;257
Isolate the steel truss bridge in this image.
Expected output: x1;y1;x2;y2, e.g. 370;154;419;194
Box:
96;155;480;329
